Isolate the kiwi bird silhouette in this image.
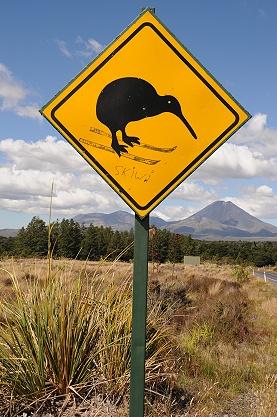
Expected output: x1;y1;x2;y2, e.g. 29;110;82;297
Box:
96;77;197;156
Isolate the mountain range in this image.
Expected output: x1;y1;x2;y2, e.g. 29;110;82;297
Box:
0;228;19;238
1;201;277;241
73;201;277;241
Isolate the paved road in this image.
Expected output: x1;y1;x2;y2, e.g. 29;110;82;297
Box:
254;270;277;284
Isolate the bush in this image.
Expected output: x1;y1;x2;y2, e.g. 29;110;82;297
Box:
233;265;250;284
0;264;177;414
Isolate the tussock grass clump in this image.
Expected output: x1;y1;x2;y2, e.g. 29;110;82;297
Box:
0;261;178;415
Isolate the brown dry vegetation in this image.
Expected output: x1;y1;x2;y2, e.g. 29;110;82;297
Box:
0;259;276;417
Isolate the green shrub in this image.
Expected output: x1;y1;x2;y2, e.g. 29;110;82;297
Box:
0;264;176;413
233;265;250;284
181;323;214;357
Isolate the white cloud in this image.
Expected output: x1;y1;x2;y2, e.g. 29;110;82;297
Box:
194;113;277;181
15;105;41;120
154;182;217;221
199;143;273;178
232;113;277;158
56;37;104;60
223;186;277;221
0;136;216;220
0;135;125;216
247;113;267;133
0;63;41;120
56;40;72;58
153;205;196;221
0;136;85;172
0;63;26;108
256;185;273;196
0;166;56;199
1;112;277;223
76;36;103;57
171;181;216;201
86;38;103;54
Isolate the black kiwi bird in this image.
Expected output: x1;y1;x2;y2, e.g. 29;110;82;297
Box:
96;77;197;156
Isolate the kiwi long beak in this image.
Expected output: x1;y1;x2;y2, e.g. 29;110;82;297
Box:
179;113;197;139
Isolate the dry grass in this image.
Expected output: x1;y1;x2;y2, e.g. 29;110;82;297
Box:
0;258;178;416
148;262;277;416
0;259;277;416
250;374;277;417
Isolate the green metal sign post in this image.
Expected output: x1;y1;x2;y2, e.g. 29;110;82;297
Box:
129;214;149;417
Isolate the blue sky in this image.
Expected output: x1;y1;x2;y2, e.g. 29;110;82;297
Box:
0;0;277;228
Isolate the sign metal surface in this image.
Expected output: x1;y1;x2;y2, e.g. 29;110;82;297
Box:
41;9;250;218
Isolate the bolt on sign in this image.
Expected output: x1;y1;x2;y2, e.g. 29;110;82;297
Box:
40;9;250;218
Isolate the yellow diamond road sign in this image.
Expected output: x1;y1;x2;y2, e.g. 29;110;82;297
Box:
41;9;250;218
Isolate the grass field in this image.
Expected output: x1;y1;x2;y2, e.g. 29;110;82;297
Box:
0;258;276;416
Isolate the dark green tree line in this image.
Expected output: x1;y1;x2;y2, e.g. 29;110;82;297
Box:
1;216;277;267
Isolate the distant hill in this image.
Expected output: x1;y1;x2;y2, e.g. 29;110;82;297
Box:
74;210;167;231
3;201;276;241
74;211;134;231
0;229;18;238
73;201;277;241
166;201;277;240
